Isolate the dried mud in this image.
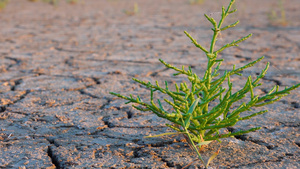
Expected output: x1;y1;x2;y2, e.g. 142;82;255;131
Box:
0;0;299;168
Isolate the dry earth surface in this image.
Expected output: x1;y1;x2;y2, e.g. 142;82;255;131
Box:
0;0;300;168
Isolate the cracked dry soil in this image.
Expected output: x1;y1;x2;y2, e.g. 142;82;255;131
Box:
0;0;300;168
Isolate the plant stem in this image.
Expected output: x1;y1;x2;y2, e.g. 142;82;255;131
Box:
184;124;207;168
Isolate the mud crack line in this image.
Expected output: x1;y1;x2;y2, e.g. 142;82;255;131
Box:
46;138;61;169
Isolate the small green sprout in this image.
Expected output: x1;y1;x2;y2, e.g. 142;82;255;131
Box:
110;0;300;168
268;0;288;26
0;0;9;10
123;3;139;16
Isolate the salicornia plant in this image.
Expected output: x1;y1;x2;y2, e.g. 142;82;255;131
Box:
110;0;300;168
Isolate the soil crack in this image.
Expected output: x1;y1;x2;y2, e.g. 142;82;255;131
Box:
46;138;61;169
229;156;284;168
79;89;100;99
227;127;275;150
47;146;61;169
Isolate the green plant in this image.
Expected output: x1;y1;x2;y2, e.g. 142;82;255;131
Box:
123;3;139;16
189;0;205;5
268;0;287;26
0;0;9;10
110;0;300;168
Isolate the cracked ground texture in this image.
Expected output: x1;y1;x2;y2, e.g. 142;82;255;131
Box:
0;0;299;168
